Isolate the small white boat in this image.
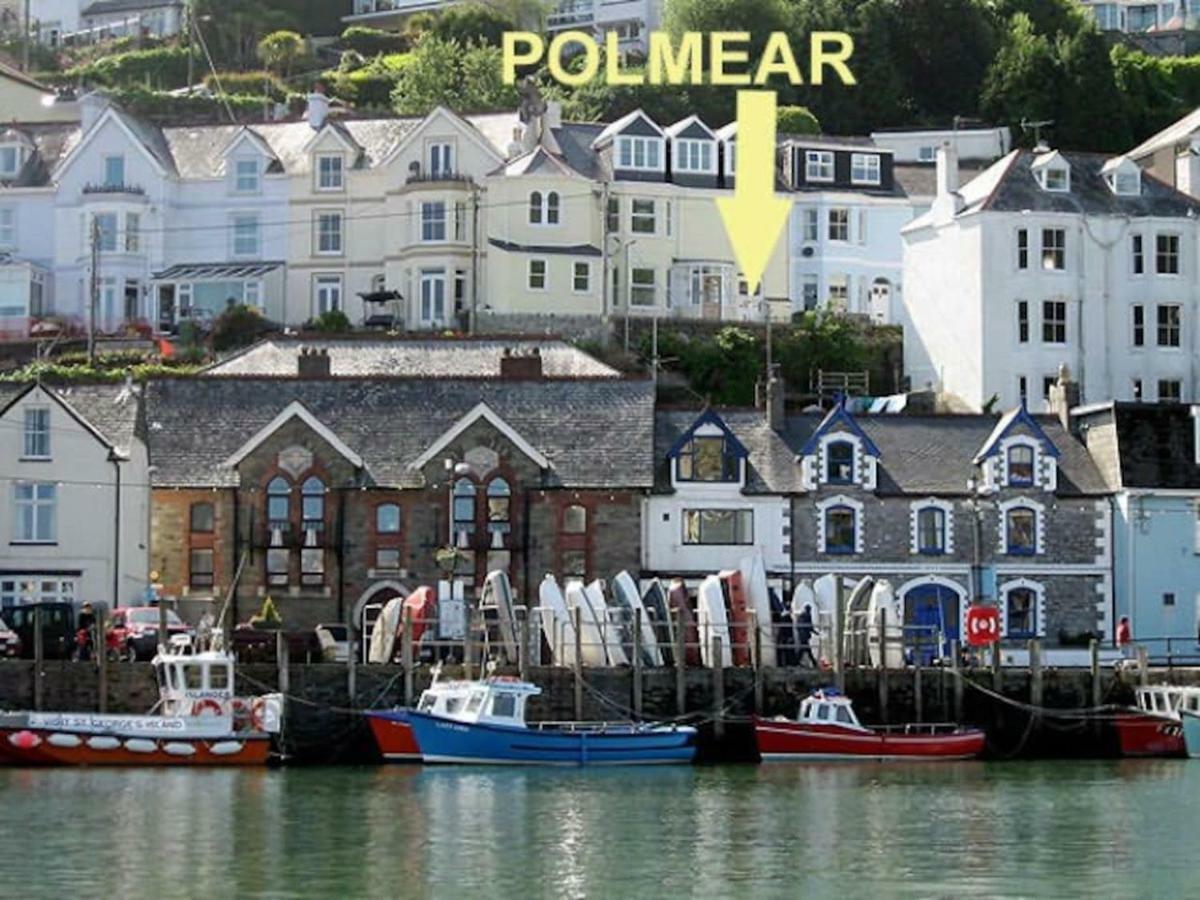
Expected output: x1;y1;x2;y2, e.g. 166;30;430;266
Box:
538;575;576;667
480;570;519;663
641;579;675;666
739;554;777;667
866;580;904;668
367;595;405;663
696;575;733;668
565;580;609;667
612;571;663;666
585;580;629;666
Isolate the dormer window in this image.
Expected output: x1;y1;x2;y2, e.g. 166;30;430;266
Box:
826;440;855;484
316;154;344;191
850;153;880;185
103;154;125;188
1007;445;1035;486
617;136;662;171
1041;167;1069;191
676;435;739;482
0;144;25;177
234;158;260;193
429;142;453;177
805;150;834;182
674;139;714;174
1102;157;1140;196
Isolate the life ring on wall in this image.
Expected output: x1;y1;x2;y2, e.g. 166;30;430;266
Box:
250;698;267;732
191;698;224;717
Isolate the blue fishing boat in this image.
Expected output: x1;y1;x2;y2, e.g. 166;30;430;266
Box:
396;673;696;766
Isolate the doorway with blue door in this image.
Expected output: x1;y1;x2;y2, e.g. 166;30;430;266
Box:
902;581;964;665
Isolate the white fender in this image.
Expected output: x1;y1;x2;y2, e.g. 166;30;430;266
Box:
162;741;197;757
209;741;245;756
86;736;121;751
46;733;82;749
125;738;157;754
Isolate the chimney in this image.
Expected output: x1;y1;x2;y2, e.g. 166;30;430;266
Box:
499;347;543;380
298;346;331;378
1047;363;1080;431
766;371;785;432
545;100;562;130
931;140;964;222
79;91;110;133
306;85;330;130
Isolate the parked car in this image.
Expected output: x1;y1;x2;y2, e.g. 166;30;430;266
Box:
107;607;193;661
4;603;76;659
0;616;21;658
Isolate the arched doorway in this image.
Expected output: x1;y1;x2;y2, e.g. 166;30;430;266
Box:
898;577;965;665
354;581;410;660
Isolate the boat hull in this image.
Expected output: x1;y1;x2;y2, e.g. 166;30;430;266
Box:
1182;711;1200;759
403;710;696;766
753;717;986;761
0;726;270;766
1112;712;1185;758
363;710;422;762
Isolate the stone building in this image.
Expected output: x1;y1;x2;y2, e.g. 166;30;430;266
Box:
143;355;654;630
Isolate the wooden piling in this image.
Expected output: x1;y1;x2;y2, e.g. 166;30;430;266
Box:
32;606;43;712
1030;639;1043;709
346;608;357;707
276;630;289;696
572;606;583;720
1089;639;1101;708
1137;645;1149;687
877;606;889;724
158;601;168;653
833;577;845;692
674;610;686;716
950;638;963;721
518;607;530;682
914;651;923;724
751;610;763;714
402;608;414;706
991;639;1002;692
633;608;643;719
97;608;108;713
712;635;725;739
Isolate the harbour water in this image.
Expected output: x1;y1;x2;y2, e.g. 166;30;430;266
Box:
1;760;1193;898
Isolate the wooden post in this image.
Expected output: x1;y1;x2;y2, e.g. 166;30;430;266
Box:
674;609;686;716
751;610;763;714
949;639;962;721
402;608;414;707
1030;639;1043;709
96;607;108;713
158;601;168;653
712;635;725;740
914;650;923;724
346;608;357;707
572;606;583;720
633;608;643;719
877;606;889;724
518;607;530;682
276;630;289;696
991;639;1002;692
1137;645;1149;687
463;606;474;680
833;577;845;692
32;606;43;712
1089;639;1101;708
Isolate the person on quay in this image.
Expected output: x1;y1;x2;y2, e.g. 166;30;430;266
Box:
796;604;818;668
1116;615;1132;658
75;601;97;662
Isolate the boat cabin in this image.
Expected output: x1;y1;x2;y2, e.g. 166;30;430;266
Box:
153;649;235;718
416;677;542;728
1136;684;1200;719
796;690;867;731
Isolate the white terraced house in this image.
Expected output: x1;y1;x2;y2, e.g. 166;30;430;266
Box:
902;142;1200;411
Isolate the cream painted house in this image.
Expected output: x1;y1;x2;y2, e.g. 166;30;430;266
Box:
0;59;77;123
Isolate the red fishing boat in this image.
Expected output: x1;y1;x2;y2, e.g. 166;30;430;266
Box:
667;580;701;667
753;690;986;761
1110;686;1185;758
0;644;281;766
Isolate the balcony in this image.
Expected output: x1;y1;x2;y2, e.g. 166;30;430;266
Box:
347;0;441;20
82;182;145;197
405;169;473;186
548;1;596;29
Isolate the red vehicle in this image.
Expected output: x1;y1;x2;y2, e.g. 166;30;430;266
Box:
107;607;193;661
754;689;986;762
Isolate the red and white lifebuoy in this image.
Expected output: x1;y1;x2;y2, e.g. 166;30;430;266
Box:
191;698;224;717
250;698;267;732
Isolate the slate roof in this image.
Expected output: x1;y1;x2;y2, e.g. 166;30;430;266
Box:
143;378;656;489
1086;403;1200;489
0;122;78;187
1127;107;1200;161
967;150;1200;217
654;410;802;494
202;338;620;378
0;382;143;455
892;161;990;199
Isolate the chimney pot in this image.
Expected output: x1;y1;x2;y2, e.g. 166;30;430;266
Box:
298;346;331;378
500;349;543;380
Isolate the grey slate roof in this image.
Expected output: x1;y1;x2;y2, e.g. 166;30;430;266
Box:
973;150;1200;217
553;123;605;180
143;377;655;489
0;382;143;455
0;123;78;187
655;409;802;494
892;161;990;199
1087;403;1200;489
203;338;620;378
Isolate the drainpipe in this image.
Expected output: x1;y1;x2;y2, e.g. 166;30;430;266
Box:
112;455;121;609
1108;494;1118;645
600;182;611;343
337;486;347;623
470;184;481;334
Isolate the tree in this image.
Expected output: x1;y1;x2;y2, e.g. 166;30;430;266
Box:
889;0;996;122
777;105;821;135
980;14;1058;140
433;3;516;46
665;0;792;63
1053;26;1130;151
391;36;518;115
257;29;307;78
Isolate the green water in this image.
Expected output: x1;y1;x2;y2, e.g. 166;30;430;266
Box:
0;761;1193;899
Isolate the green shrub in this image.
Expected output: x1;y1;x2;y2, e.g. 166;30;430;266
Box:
341;26;409;57
325;52;411;107
205;71;287;101
64;46;191;90
310;310;352;333
777;105;821;136
105;85;272;122
212;304;274;352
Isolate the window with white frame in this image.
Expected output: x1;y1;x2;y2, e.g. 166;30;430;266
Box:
674;139;714;173
234;158;260;193
682;509;753;545
1007;444;1036;486
232;214;260;257
916;506;947;554
529;191;561;225
94;213;118;252
125;212;140;253
630;267;657;306
0;577;75;606
316;154;344;190
528;259;547;290
606;196;620;233
828;208;849;242
828;274;849;312
428;142;453;176
1132;304;1145;347
823;505;857;554
1017;229;1028;269
1001;500;1040;556
616;136;662;171
13;482;56;543
850;153;880;184
1157;303;1182;347
1132;234;1144;274
0;144;24;177
805;150;834;182
1003;584;1039;638
1040;166;1069;192
825;439;855;484
315;212;343;254
802;208;818;242
421;201;446;241
313;275;342;315
1016;300;1029;343
419;268;446;324
0;207;14;247
1157;234;1180;275
801;274;819;310
1041;228;1065;270
631;199;657;234
1042;300;1066;344
103;154;125;188
917;145;936;162
22;408;50;459
572;261;591;293
244;281;262;309
1159;379;1183;402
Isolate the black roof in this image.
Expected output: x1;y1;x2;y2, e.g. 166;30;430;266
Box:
1083;403;1200;489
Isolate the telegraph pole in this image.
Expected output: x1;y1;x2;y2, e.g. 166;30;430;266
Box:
88;217;100;366
22;0;30;72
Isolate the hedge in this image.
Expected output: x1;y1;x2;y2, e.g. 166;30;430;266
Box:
64;46;191;90
341;26;409;57
105;85;273;123
205;71;288;102
325;52;411;109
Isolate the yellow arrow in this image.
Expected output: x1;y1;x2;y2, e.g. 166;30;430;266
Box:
716;90;791;297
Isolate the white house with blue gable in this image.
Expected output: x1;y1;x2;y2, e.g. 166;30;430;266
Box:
1077;401;1200;660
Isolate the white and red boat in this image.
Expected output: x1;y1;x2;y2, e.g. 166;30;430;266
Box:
753;689;985;761
0;643;282;766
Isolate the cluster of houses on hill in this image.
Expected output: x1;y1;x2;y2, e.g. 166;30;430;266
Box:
1;337;1199;660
